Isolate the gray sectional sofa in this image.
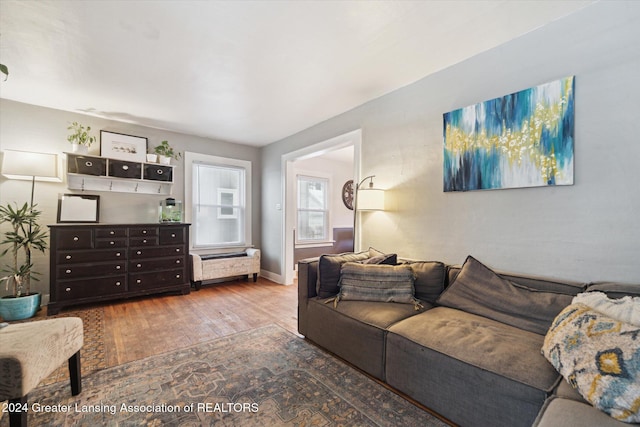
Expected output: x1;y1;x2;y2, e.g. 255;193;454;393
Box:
297;251;640;427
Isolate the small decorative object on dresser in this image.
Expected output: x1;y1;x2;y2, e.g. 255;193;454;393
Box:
47;223;190;315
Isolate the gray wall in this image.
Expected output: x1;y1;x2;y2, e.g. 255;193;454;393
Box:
0;99;261;297
261;1;640;283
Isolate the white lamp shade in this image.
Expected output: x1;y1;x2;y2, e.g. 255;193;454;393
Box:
357;188;385;211
1;150;61;182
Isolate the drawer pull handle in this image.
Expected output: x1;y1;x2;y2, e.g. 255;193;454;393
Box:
137;279;141;284
115;281;121;286
137;251;142;255
176;274;181;279
66;269;72;274
157;169;163;175
122;165;129;171
66;255;72;260
73;236;79;241
176;248;180;252
85;161;93;167
110;231;115;235
137;264;142;268
116;252;121;257
116;265;121;270
142;230;147;234
143;239;147;243
176;260;181;264
110;241;115;245
66;287;72;292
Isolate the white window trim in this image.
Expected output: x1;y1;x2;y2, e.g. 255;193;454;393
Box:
295;171;332;246
184;151;252;251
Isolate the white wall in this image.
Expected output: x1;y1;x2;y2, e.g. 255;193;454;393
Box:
261;1;640;283
0;99;261;297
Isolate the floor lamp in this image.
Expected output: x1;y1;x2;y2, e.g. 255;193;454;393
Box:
353;175;385;252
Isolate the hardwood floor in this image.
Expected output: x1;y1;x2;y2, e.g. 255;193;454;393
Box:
48;277;298;367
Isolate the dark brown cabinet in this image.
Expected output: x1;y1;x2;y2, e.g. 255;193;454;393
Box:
48;223;190;315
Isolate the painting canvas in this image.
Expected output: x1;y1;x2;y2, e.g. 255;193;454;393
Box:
443;76;575;192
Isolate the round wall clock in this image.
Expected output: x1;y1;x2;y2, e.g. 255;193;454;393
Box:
342;180;354;210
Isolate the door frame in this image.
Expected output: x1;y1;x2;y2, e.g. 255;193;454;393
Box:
280;129;361;285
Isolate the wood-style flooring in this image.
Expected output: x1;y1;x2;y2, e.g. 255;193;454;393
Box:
48;277;299;367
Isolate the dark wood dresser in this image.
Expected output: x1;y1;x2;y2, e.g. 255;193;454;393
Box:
48;223;190;315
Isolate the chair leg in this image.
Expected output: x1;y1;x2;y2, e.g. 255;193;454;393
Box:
9;395;28;427
68;350;82;396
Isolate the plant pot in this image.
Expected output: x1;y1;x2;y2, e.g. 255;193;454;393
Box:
0;293;41;321
146;154;158;163
71;143;89;154
158;155;171;165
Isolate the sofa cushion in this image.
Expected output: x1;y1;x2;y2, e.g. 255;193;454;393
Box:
362;253;397;265
437;255;573;335
533;397;631;427
334;263;421;309
401;260;446;303
542;302;640;423
316;251;370;298
389;306;559;391
307;297;428;380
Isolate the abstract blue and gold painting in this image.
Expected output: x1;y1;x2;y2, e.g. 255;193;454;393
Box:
443;76;574;192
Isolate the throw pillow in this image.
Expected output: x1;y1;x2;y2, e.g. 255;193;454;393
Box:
542;303;640;423
330;262;422;310
362;253;397;265
574;292;640;326
402;261;446;304
316;251;370;298
436;255;573;335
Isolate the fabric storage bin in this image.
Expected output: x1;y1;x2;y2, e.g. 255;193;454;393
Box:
67;154;106;176
144;164;173;182
109;159;142;178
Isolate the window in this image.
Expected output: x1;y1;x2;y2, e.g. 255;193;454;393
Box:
297;175;329;242
185;152;251;249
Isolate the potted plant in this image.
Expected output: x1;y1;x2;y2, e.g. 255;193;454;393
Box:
0;202;48;320
67;121;96;154
154;140;181;165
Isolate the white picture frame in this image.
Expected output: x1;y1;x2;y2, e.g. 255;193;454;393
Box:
100;130;147;162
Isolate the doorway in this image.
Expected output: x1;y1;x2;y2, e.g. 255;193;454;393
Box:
281;130;361;285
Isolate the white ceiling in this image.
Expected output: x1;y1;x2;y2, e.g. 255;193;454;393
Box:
0;0;595;147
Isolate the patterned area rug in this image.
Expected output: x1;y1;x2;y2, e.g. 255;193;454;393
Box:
42;307;107;385
3;324;448;426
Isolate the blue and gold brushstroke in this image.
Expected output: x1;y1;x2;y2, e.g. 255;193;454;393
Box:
443;76;575;192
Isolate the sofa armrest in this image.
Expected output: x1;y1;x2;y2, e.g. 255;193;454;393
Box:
297;257;318;337
190;253;203;282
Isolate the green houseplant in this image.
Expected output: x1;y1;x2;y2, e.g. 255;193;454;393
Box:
0;202;48;320
154;140;181;165
67;121;96;154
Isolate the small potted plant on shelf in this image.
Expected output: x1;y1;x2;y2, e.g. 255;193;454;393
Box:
0;202;48;320
67;121;96;154
154;140;181;165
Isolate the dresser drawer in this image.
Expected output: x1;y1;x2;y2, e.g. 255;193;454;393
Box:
159;227;185;245
56;276;126;301
129;227;158;238
129;269;185;291
130;246;185;259
95;238;127;248
56;229;93;250
58;261;126;279
130;257;185;272
130;236;159;247
57;249;125;264
95;228;127;238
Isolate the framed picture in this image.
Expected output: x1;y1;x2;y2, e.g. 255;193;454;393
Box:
100;130;148;162
57;194;100;223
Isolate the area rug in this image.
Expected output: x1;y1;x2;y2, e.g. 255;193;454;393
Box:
4;324;448;426
42;307;107;385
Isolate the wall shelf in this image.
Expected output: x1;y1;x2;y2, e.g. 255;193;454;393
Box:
65;153;175;195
